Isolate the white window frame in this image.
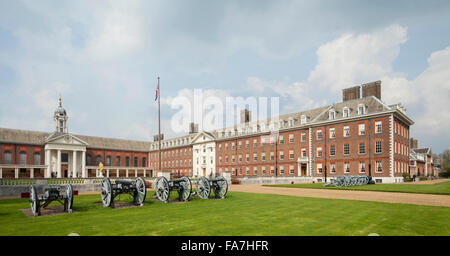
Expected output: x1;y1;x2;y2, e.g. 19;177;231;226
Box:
343;107;349;117
329;128;335;139
358;104;366;115
375;121;382;133
358;124;365;135
330;163;336;173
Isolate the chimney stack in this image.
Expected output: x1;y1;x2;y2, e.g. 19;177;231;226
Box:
153;134;164;142
361;80;381;100
342;86;361;102
410;137;418;149
240;109;251;124
189;122;198;134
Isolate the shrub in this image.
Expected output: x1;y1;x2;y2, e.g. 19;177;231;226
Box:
439;171;450;178
402;172;411;182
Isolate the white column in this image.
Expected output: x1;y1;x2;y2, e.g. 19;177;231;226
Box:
126;169;129;177
30;168;34;178
144;169;146;177
72;151;77;178
45;149;51;178
116;169;119;177
96;169;99;177
15;168;19;179
57;150;61;178
81;151;86;178
0;167;2;178
107;169;110;177
135;169;137;177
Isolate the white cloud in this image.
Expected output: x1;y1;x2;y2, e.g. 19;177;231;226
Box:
248;24;450;141
308;24;408;92
411;46;450;135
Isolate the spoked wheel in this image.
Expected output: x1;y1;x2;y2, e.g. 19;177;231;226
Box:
197;176;211;199
134;177;147;206
65;184;74;213
29;185;40;216
179;177;192;201
213;176;228;199
101;178;112;207
155;176;170;202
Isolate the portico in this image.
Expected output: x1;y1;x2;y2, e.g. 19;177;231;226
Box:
44;134;88;178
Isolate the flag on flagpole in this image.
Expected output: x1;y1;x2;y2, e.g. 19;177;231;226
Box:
155;83;159;101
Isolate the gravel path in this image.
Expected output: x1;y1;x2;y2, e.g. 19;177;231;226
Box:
230;184;450;207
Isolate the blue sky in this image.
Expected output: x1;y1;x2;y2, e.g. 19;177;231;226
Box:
0;0;449;153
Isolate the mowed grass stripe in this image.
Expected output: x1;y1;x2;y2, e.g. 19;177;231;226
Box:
264;180;450;195
0;191;448;236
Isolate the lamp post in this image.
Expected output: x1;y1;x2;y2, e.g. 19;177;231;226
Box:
275;133;278;178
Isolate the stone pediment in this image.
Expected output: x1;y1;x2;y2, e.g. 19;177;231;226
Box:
191;131;216;144
45;133;88;146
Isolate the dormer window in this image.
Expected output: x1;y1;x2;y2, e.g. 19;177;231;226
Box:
253;125;258;133
358;104;366;115
301;115;307;124
329;109;336;120
343;107;349;118
289;119;294;127
279;121;284;128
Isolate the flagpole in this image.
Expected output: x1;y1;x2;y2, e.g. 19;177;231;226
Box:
158;77;161;174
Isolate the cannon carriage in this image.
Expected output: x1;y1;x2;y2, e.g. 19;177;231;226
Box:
100;177;147;208
29;184;74;216
194;176;228;199
154;176;192;202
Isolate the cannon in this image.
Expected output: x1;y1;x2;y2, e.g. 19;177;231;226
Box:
29;184;74;216
323;175;373;187
195;176;228;199
154;176;192;202
100;177;147;208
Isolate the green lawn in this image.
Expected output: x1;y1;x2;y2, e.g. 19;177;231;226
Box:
0;191;449;236
264;180;450;195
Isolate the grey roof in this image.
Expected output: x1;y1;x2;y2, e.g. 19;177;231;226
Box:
75;134;150;152
0;128;49;145
313;96;390;122
212;96;390;134
0;127;151;152
414;148;432;155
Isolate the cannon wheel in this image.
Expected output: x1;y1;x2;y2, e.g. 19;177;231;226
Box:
179;176;192;201
65;184;74;213
30;185;40;216
134;177;147;206
155;176;170;202
197;176;211;199
101;178;112;207
213;176;228;199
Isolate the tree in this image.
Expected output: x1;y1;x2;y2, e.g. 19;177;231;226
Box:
440;148;450;175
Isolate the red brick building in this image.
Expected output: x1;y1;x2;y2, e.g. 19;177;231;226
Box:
1;81;415;183
0;98;152;178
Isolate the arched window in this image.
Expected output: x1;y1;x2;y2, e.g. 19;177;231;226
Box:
3;151;11;164
142;157;146;167
34;152;41;165
19;152;27;165
96;156;101;165
106;156;111;166
116;156;121;166
134;157;138;167
126;157;130;167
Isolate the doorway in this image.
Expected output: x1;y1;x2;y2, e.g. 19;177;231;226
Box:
62;164;68;178
301;163;307;176
202;168;206;176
